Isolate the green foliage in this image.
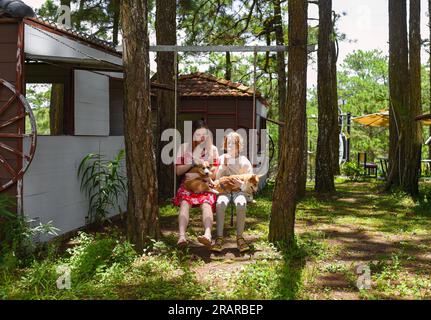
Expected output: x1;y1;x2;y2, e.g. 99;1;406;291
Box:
25;84;52;135
308;49;431;164
232;260;280;299
37;0;119;41
26;84;51;109
77;150;127;224
66;232;136;283
28;108;51;135
0;231;209;299
308;50;389;162
341;162;363;181
0;195;59;269
2;181;431;299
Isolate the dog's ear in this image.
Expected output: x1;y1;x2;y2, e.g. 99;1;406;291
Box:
250;175;259;184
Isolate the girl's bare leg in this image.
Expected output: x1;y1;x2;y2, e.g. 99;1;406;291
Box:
201;202;213;240
178;201;190;243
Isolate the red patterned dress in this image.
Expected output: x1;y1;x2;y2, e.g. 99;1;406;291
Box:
172;143;220;210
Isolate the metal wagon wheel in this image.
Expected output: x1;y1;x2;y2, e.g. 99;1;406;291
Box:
0;78;37;192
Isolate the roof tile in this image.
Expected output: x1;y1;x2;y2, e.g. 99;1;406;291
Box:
177;72;269;106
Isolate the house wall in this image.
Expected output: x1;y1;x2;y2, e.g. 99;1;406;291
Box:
21;66;124;238
178;97;256;155
179;97;254;130
236;99;254;130
74;70;110;136
22;136;125;239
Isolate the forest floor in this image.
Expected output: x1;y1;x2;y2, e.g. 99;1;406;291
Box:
158;179;431;299
2;180;431;299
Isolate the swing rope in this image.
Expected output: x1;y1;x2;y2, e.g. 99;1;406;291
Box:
230;192;234;227
173;51;178;198
231;50;258;228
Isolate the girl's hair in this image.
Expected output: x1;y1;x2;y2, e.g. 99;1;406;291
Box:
192;119;208;133
223;131;244;153
191;119;212;152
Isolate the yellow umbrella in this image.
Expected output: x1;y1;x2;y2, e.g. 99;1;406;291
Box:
353;110;431;127
416;114;431;125
353;111;389;128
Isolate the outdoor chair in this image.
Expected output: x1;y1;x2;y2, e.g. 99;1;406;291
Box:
357;152;378;178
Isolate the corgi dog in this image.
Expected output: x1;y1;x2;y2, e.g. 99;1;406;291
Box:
214;174;260;195
183;162;217;194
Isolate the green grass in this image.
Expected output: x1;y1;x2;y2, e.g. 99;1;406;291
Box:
1;179;431;299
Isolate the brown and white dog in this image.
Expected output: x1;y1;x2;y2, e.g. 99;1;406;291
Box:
183;162;216;194
214;174;260;195
184;163;260;196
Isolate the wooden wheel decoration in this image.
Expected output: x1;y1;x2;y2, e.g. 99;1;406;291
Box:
0;78;37;192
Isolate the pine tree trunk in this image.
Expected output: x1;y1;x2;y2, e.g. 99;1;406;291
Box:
402;0;422;195
273;0;287;160
121;0;160;252
269;0;308;245
225;51;232;80
49;84;64;135
315;0;336;193
111;0;120;46
386;0;409;191
156;0;176;202
297;120;308;198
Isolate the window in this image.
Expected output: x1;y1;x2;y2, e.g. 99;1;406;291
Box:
25;83;65;135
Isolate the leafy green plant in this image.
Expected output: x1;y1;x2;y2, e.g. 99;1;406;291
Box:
342;162;363;181
67;233;117;282
78;149;127;224
0;195;59;269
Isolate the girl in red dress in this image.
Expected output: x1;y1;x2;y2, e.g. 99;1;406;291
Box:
173;120;220;248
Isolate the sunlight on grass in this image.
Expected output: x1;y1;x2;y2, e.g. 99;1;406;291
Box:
2;180;431;300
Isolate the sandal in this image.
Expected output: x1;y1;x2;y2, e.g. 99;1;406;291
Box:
211;237;224;253
177;238;188;249
237;236;250;253
197;235;212;248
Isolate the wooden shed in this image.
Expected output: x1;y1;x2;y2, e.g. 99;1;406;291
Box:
0;12;126;238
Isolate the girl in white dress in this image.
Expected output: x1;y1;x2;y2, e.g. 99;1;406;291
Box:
212;132;253;253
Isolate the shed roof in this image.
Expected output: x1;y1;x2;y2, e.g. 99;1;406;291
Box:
178;72;269;107
0;2;118;54
23;16;119;54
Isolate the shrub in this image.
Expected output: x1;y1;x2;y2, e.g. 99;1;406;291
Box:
78;149;127;224
0;195;59;269
66;232;137;284
341;162;363;181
